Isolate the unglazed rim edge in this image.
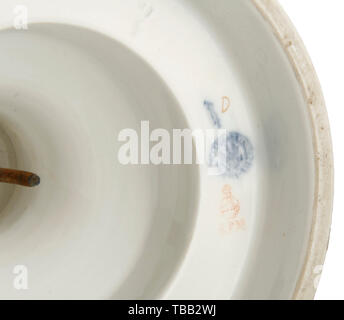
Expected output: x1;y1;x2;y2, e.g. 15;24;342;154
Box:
252;0;334;300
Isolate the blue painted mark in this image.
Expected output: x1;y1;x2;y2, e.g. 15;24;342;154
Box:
204;100;222;129
209;132;254;178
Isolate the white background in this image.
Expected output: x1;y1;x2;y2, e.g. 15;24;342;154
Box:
279;0;343;300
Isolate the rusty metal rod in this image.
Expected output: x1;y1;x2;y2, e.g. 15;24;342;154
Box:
0;168;40;187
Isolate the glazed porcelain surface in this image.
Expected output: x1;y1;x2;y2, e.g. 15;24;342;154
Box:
0;0;333;299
